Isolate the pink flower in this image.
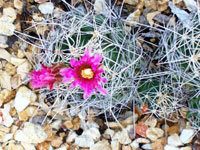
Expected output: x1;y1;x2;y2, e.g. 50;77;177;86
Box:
60;48;107;99
30;64;64;90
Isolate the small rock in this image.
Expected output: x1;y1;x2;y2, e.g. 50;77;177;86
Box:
142;144;153;150
126;9;141;26
151;138;166;150
1;7;17;23
124;0;138;5
122;145;132;150
10;57;26;66
72;117;80;130
130;140;139;149
146;11;160;26
135;121;148;137
0;108;14;127
94;0;109;15
36;142;50;150
111;140;120;150
0;49;11;62
64;120;73;129
11;74;21;89
146;128;164;141
0;89;15;105
14;0;23;11
164;145;179;150
75;135;94;147
168;134;183;146
180;146;192;150
136;138;150;144
17;61;32;80
180;129;195;144
168;125;179;135
14;86;37;112
25;106;37;117
113;129;131;144
144;117;157;128
21;142;36;150
14;122;47;144
7;143;24;150
144;0;157;10
183;0;197;12
66;131;78;143
90;140;111;150
0;36;8;48
0;71;11;90
103;128;115;139
51;136;63;148
83;127;101;141
3;133;13;142
35;0;48;3
18;110;29;121
0;21;15;36
5;63;16;75
38;2;54;14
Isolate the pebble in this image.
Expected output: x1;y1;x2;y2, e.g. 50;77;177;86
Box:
142;144;153;149
10;57;26;66
1;7;17;23
90;140;111;150
124;0;138;5
17;61;32;80
144;117;157;128
103;128;115;139
136;138;150;144
0;89;16;105
164;145;179;150
151;138;166;150
130;140;139;149
122;145;132;150
3;133;13;142
168;125;179;135
180;146;192;150
38;2;54;14
14;86;37;112
36;142;50;150
14;0;23;11
94;0;108;15
75;135;94;147
51;136;63;148
126;9;141;26
21;142;36;150
0;71;11;90
0;36;8;48
111;140;120;150
0;49;11;62
0;21;15;36
146;128;164;141
14;122;47;144
82;127;101;141
113;129;131;144
66;131;78;143
180;129;195;144
64;120;73;129
168;134;183;146
0;108;14;127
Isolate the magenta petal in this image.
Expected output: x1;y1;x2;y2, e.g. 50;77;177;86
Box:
81;48;90;62
70;58;80;67
93;54;102;64
96;84;107;95
60;68;74;82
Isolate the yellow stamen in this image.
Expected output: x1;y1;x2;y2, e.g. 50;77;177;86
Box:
81;68;94;79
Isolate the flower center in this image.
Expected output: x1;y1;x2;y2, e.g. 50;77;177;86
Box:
81;68;94;79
